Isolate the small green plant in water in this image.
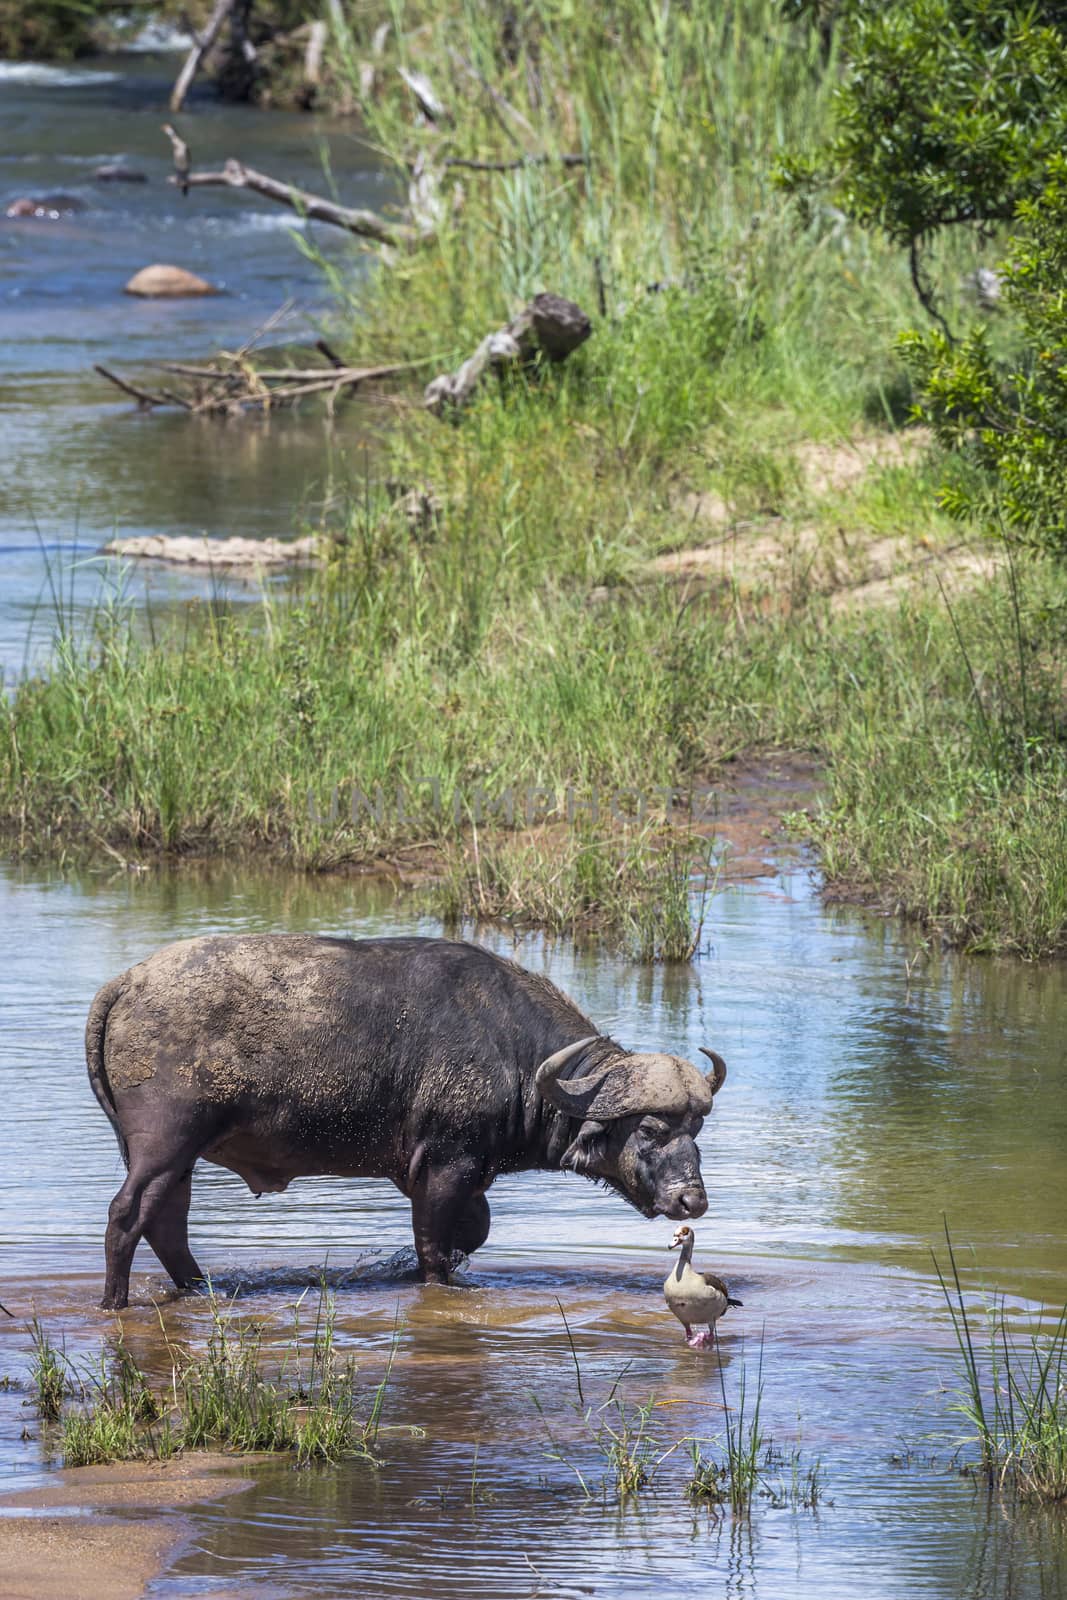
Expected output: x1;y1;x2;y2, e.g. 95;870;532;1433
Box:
934;1221;1067;1504
685;1336;793;1514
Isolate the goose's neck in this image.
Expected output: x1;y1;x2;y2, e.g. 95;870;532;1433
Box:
674;1237;695;1277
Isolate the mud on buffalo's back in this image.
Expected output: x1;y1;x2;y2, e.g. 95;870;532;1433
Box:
94;933;588;1114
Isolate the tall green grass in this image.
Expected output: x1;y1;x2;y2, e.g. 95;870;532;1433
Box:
3;550;1063;955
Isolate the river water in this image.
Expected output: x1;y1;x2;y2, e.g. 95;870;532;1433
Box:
2;47;1067;1600
0;49;385;682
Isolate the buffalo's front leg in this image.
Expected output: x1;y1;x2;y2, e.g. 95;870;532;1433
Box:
410;1161;485;1282
454;1192;491;1257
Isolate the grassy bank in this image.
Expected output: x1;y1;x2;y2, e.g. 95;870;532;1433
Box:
1;0;1065;957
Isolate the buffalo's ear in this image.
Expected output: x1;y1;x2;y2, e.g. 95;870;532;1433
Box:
561;1119;609;1173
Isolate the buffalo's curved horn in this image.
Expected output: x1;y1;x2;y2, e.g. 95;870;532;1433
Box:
535;1036;601;1112
699;1047;727;1096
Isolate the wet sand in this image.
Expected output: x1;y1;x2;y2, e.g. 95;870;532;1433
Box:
0;1457;251;1600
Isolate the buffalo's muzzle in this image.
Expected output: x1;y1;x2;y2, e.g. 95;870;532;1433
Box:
663;1185;708;1220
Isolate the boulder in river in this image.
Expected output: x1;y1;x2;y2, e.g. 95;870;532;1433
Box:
5;194;87;219
124;264;218;298
100;534;320;569
93;163;148;183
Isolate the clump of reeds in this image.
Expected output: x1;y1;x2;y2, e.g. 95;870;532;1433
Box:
683;1336;824;1513
935;1223;1067;1504
685;1337;765;1513
29;1318;70;1423
537;1307;822;1510
33;1283;406;1471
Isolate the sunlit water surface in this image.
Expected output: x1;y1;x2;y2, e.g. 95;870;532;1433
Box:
0;859;1065;1599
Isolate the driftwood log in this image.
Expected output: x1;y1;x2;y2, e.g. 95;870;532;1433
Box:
101;534;320;569
424;292;592;415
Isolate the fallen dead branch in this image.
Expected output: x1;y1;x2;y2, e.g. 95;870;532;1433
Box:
170;158;418;248
93;365;169;411
96;353;418;416
101;533;321;569
424;292;592;415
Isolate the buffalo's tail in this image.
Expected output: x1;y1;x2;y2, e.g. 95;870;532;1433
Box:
85;974;129;1169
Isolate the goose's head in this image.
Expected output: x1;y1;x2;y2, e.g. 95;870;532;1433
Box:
668;1224;695;1251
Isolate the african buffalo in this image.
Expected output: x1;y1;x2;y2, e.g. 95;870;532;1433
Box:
85;935;727;1309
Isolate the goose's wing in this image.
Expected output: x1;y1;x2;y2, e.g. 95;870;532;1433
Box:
702;1270;743;1308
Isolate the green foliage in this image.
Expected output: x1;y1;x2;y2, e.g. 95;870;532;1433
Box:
0;1;124;59
901;157;1067;554
434;829;713;961
29;1319;69;1423
782;2;1067;249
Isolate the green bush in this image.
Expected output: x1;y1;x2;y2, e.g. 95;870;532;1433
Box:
783;2;1067;248
780;0;1067;334
0;1;119;57
900;157;1067;555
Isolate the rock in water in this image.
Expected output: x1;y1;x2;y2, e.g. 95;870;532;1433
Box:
124;264;217;298
94;163;148;184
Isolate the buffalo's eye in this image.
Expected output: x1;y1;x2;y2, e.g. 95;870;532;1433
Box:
640;1117;671;1142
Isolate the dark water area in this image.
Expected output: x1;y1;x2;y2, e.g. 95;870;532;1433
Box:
0;858;1065;1597
0;51;385;681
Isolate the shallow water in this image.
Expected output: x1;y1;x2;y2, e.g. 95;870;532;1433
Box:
0;51;385;680
0;859;1065;1597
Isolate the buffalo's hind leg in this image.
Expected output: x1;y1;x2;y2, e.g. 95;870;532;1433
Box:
102;1143;203;1310
143;1169;204;1296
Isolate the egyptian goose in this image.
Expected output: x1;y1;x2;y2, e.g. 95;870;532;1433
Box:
664;1224;742;1348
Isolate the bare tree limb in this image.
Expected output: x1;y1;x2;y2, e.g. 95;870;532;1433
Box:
442;153;587;172
169;158;419;247
170;0;236;113
99;358;421;416
94;364;169;409
398;64;448;123
161;122;190;196
304;19;327;87
909;238;955;344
